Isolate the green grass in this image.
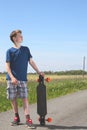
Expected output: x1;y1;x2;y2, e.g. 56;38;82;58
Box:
0;81;11;112
0;76;87;112
46;78;87;99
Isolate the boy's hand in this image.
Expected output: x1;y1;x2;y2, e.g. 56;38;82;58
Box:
11;77;18;85
39;72;44;77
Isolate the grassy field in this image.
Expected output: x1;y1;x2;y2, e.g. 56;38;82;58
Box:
0;74;87;112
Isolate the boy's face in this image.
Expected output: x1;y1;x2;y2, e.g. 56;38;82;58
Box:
13;32;23;44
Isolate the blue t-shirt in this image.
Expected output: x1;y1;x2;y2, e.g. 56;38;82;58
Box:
6;46;32;81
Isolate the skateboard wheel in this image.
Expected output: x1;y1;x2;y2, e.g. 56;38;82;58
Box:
47;118;52;122
45;77;51;82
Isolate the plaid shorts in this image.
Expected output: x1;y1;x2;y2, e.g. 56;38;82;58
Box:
7;80;28;100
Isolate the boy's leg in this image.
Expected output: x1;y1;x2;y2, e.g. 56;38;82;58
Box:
18;81;30;118
7;81;20;125
11;98;20;125
22;98;35;128
11;98;18;114
22;98;30;116
19;81;35;128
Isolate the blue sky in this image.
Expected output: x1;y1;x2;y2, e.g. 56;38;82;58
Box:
0;0;87;72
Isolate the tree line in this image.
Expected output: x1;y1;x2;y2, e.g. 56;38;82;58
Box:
0;70;87;75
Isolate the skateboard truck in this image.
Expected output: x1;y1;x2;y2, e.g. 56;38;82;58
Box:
37;77;51;83
39;116;45;125
38;116;52;125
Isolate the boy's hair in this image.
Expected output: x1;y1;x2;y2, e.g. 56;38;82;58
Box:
10;30;22;43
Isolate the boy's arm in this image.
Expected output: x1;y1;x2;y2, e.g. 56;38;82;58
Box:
29;58;43;75
6;62;18;85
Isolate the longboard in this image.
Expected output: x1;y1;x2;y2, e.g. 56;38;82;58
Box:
37;75;47;125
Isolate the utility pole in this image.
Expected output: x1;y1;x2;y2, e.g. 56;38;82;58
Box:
83;56;86;77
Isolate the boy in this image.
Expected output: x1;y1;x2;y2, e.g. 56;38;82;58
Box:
6;30;43;128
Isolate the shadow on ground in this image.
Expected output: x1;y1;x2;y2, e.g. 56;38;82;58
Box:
35;124;87;129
